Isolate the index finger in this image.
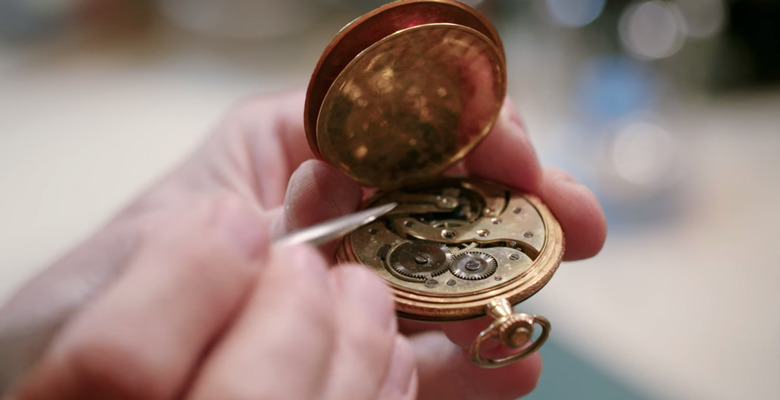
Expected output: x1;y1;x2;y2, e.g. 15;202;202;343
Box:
229;90;315;208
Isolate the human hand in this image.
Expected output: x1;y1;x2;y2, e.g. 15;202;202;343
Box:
0;90;606;400
0;92;415;400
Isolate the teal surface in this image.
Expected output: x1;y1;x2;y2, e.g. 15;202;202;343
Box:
524;338;652;400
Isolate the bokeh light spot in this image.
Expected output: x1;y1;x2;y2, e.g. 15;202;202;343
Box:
619;1;685;60
544;0;605;28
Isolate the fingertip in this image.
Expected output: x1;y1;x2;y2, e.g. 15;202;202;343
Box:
541;168;607;261
411;331;543;400
269;243;329;280
209;196;270;262
379;336;418;400
440;318;543;396
283;160;363;233
331;264;390;297
504;350;543;394
500;96;524;128
330;265;395;329
468;345;543;398
441;317;497;352
188;243;338;400
317;265;398;400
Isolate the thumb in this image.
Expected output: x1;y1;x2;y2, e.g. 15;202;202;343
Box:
275;160;363;257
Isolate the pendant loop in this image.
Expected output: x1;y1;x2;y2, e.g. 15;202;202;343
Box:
469;298;551;368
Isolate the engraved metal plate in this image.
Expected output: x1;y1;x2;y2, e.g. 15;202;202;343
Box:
338;178;563;321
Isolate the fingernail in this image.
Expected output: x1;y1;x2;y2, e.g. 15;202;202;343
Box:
214;200;268;260
379;337;417;399
333;267;394;329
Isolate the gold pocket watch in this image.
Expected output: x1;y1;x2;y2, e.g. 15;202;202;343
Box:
304;0;564;368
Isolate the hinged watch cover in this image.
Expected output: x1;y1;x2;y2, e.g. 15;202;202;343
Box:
304;0;564;368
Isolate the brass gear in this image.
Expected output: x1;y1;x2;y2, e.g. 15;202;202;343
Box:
450;251;498;280
386;241;452;280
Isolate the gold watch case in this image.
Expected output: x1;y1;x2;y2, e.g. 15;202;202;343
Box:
304;0;565;368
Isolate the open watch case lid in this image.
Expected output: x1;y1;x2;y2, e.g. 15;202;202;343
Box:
304;0;507;188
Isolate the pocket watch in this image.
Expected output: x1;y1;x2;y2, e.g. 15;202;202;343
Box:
304;0;564;368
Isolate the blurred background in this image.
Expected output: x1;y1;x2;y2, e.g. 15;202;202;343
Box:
0;0;778;398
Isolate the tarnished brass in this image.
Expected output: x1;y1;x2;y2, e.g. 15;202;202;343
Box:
304;0;505;160
306;0;506;188
470;299;551;368
316;24;504;188
337;178;563;320
305;0;565;368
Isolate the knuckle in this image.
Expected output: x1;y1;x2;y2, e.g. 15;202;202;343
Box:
131;194;259;297
202;194;251;230
139;194;256;256
229;91;299;119
221;95;280;135
230;95;271;117
59;334;173;399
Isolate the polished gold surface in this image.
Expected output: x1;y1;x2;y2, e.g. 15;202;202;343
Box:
469;298;551;368
316;24;505;188
338;178;564;320
304;0;504;157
